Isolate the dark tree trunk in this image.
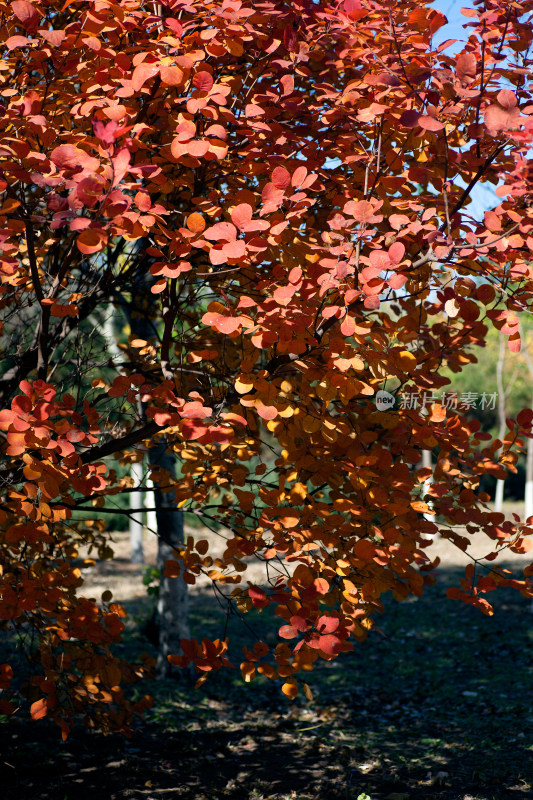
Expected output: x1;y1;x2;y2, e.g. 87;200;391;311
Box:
126;284;190;676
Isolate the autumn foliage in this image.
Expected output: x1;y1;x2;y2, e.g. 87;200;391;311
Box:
1;0;533;735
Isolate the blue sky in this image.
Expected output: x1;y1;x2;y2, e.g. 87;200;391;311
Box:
432;0;473;53
429;0;500;217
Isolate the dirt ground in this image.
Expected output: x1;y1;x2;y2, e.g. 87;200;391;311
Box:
1;504;532;800
81;504;533;609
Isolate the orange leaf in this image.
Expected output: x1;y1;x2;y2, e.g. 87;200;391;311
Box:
186;212;206;233
429;403;446;423
30;698;48;721
281;680;298;699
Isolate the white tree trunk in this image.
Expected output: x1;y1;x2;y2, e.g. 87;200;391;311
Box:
148;444;190;678
519;325;533;525
495;334;507;512
130;459;145;564
494;473;505;512
422;449;433;524
105;306;145;562
145;482;157;533
526;396;533;523
103;306;121;365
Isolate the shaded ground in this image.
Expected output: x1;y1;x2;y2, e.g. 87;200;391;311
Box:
1;513;533;800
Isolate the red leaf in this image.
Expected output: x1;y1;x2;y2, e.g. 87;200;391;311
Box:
261;182;284;209
446;587;465;601
271;166;291;190
280;75;294;96
318;634;341;655
111;148;130;186
256;402;278;420
216;316;242;334
388;241;405;264
50;144;99;172
485;99;520;134
352;539;376;558
205;124;227;140
508;334;521;353
12;1;39;32
343;0;367;21
314;577;329;594
430;403;446;423
360;265;382;282
93;119;119;147
369;250;391;269
204;222;237;242
316;615;340;634
418;115;445;132
245;103;264;117
166;18;183;36
160;65;184;86
5;35;31;49
348;200;375;223
498;89;517;110
399;110;421;128
131;62;159;92
388;273;407;289
517;408;533;427
39;28;66;46
284;25;296;52
456;52;476;83
223;240;246;260
230;203;253;230
273;284;296;305
209;247;228;266
279;625;298;639
484;209;502;232
193;71;214;92
389;214;410;229
289;615;308;632
291;166;307;187
248;586;269;609
181;420;208;440
187;140;209;158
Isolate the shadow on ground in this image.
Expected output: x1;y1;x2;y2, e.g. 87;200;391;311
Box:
1;562;532;800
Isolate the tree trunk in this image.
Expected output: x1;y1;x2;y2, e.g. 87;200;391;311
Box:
148;443;190;677
519;324;533;525
495;333;506;512
129;458;145;564
526;395;533;523
421;449;434;526
104;306;144;563
127;285;190;676
146;489;157;533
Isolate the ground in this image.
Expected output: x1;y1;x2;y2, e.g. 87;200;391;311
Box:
1;506;532;800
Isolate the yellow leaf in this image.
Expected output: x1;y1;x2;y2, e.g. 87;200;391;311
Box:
235;375;254;394
290;482;307;502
